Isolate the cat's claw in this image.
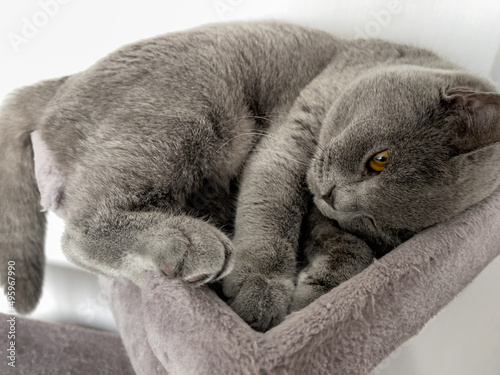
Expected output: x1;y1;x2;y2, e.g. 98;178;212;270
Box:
290;270;334;312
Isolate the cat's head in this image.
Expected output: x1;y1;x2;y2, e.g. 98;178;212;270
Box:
308;66;500;253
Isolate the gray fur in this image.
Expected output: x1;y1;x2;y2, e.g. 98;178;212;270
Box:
0;77;67;313
1;21;499;332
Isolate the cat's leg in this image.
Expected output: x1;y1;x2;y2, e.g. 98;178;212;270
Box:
290;206;374;311
222;99;323;331
46;100;255;287
62;208;233;286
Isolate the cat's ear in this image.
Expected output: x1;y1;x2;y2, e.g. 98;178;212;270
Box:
443;89;500;152
444;89;500;208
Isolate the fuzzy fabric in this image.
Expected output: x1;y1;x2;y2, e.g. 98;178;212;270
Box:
99;188;500;375
0;312;134;375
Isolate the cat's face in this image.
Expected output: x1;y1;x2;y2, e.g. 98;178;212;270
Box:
308;66;500;252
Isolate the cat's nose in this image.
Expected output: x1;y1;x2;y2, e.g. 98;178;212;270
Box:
321;185;336;208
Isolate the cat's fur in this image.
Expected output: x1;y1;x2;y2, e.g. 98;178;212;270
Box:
1;21;499;331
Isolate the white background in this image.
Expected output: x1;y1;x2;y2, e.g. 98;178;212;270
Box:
1;1;500;374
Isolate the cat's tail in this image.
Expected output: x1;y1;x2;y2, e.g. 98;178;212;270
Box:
0;77;67;313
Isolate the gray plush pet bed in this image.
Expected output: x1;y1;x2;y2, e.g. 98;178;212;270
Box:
0;312;134;374
0;189;498;375
98;187;500;375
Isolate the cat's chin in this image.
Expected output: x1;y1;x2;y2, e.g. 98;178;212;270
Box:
313;196;371;226
313;196;402;255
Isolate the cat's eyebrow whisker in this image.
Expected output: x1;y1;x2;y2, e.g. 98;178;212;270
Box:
289;118;325;153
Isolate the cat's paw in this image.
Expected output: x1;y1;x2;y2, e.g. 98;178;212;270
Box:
223;273;294;331
290;266;337;312
150;219;233;285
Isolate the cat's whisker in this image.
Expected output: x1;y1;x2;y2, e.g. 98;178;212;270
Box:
213;112;291;129
215;111;317;132
249;149;312;167
215;130;317;155
215;131;271;153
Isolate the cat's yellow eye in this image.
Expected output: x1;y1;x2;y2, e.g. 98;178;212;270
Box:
369;150;390;172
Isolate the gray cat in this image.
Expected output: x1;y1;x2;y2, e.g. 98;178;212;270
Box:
1;21;499;332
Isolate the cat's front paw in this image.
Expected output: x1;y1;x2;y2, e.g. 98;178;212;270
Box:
150;218;233;285
223;273;294;332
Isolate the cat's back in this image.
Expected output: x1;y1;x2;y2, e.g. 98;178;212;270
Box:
40;21;339;173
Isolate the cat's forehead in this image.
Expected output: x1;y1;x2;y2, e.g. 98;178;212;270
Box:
353;67;444;111
320;66;457;158
334;66;453;136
